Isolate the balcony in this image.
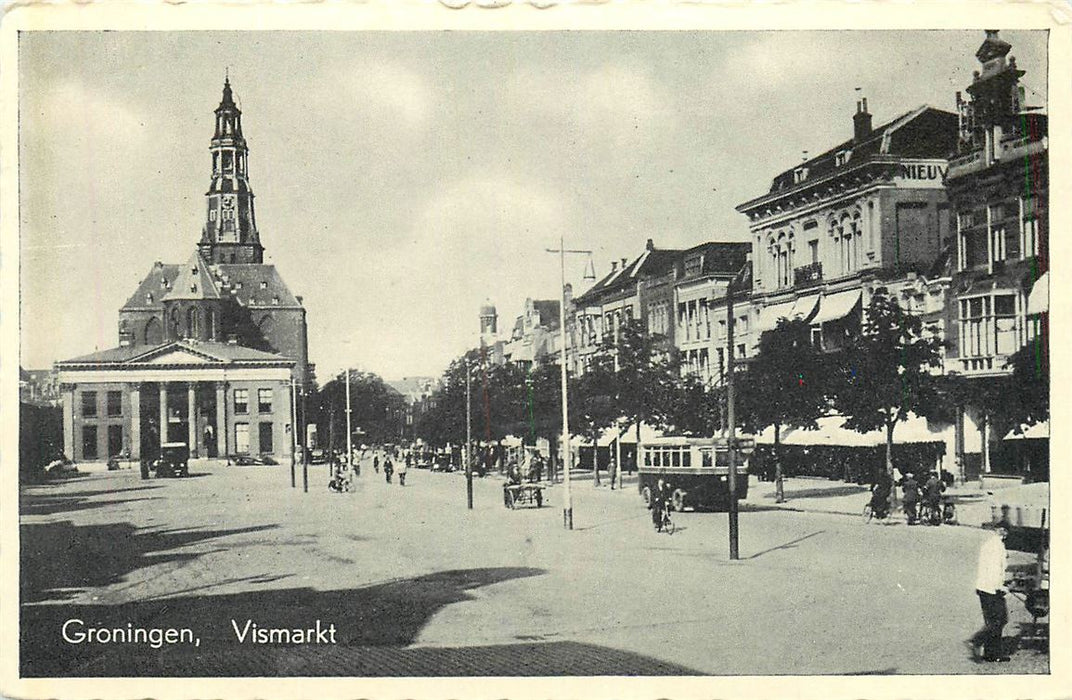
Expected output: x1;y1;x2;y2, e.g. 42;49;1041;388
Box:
793;261;823;288
957;355;1013;377
999;135;1046;163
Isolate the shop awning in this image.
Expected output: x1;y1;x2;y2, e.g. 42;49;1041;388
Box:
1027;272;1048;315
812;289;862;325
756;301;795;332
789;294;821;322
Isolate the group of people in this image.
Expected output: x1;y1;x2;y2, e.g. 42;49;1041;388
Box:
371;448;408;486
867;468;949;524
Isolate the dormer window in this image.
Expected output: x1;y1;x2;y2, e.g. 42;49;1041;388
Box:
146;292;154;304
192;266;198;275
160;278;167;288
235;282;243;290
836;149;852;166
793;167;808;184
272;295;280;305
190;284;198;293
260;281;268;289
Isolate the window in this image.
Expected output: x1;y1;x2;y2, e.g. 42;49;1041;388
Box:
107;424;123;457
234;388;249;414
810;326;823;348
793;167;808;184
682;450;692;467
835;149;852;166
259;422;274;454
82;425;98;460
81;391;97;417
1020;196;1040;260
235;423;250;453
959;293;1021;358
809;239;819;264
738;315;749;333
106;391;122;417
718;319;727;339
737;343;746;358
258;388;273;413
701;448;713;467
989;205;1007;263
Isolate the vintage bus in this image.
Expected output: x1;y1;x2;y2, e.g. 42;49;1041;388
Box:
638;436;755;512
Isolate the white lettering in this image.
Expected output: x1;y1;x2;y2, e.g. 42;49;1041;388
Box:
62;618;86;644
231;618;252;643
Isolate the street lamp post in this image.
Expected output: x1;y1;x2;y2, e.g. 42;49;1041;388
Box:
345;368;353;470
465;358;474;510
546;237;593;530
290;377;297;488
725;278;739;560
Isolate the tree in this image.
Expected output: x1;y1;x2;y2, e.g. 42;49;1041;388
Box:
590;319;680;486
830;289;942;510
311;370;407;450
736;317;829;502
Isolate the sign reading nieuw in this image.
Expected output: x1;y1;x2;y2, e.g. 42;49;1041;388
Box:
896;162;948;186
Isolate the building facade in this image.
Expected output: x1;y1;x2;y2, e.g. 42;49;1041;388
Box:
55;79;306;463
944;31;1048;477
736;100;959;355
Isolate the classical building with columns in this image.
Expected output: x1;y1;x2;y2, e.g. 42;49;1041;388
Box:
55;79;307;463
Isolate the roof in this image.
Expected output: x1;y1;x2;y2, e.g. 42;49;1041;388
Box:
57;340;294;366
679;241;751;279
531;300;560;327
211;264;301;307
164;251;222;302
121;262;182;310
738;106;959;210
573;246;684;306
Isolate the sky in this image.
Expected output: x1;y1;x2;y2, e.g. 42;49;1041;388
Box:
18;30;1047;381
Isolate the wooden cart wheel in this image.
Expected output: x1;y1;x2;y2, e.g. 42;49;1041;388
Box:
641;486;652;506
671;489;687;512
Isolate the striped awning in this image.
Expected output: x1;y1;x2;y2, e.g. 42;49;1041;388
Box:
812;289;862;325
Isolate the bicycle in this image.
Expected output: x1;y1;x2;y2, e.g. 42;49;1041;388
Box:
862;497;891;523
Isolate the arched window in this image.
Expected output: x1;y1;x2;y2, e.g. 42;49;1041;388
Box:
852;212;864;271
187;307;201;339
209;309;218;340
169;308;181;340
144;317;162;345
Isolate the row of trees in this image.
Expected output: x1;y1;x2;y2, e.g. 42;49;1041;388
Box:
316;288;1047;505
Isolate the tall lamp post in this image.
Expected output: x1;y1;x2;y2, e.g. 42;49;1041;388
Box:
465;357;474;510
545;237;595;530
345;368;353;469
720;262;749;560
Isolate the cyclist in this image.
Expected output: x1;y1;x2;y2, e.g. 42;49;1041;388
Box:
650;478;671;531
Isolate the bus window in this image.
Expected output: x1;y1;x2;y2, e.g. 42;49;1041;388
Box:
671;449;680;467
652;450;661;467
701;448;713;467
682;450;692;467
644;449;652;467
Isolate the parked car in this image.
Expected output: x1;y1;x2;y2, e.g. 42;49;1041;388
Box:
154;442;190;478
230;453;279;466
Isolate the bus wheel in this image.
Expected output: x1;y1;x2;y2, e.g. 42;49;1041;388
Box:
671;489;686;512
641;486;652;506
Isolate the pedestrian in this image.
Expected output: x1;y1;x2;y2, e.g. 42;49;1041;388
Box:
970;520;1011;662
900;471;921;524
533;454;544;484
397;456;407;486
373;454;380;474
869;468;892;519
384;457;393;484
924;471;946;523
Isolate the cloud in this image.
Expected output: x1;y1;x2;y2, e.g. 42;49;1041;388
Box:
30;80;151;147
313;60;432;131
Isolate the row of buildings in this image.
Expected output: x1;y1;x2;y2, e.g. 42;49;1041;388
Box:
477;31;1048;481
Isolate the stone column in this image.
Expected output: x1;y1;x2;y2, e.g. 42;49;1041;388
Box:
129;384;141;460
61;384;75;459
187;383;198;458
159;383;168;449
216;382;227;458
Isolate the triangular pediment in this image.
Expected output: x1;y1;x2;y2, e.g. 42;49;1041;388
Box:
143;348;215;365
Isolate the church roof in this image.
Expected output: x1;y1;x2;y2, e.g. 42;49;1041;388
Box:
164;251;222;302
212;264;301;308
121;262;182;310
58;340;293;366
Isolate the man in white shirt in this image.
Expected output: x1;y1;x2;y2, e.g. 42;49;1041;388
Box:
970;520;1011;662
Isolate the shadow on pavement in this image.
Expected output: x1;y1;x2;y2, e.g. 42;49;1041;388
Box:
747;531;825;560
20;520;279;604
21;567;550;676
763;484;869;501
20;484;164;517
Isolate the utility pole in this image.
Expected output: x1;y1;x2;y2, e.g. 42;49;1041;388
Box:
558;236;573;530
300;384;308;493
345;368;353;471
725;274;740;560
290;378;297;488
465;359;474;510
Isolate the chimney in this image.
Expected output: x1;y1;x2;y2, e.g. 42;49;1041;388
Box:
621;257;628;270
295;295;303;305
854;97;872;142
646;238;655;251
611;261;618;272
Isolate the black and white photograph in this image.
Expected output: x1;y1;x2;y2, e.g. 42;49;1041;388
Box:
3;3;1066;697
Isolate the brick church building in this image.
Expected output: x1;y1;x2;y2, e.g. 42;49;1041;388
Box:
56;79;309;463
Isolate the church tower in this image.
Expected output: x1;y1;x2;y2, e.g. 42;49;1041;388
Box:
198;78;264;264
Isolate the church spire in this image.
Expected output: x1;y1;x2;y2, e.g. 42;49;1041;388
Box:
199;77;263;264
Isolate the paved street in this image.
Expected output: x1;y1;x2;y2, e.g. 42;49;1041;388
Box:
20;457;1046;676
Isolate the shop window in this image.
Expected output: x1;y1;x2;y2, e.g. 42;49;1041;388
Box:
259;422;274;454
